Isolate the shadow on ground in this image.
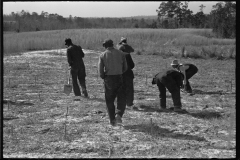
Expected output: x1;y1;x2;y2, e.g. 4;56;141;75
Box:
193;89;232;95
124;123;207;142
3;99;34;106
188;110;223;119
135;104;223;119
89;97;105;103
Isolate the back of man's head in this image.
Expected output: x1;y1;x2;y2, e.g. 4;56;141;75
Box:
103;39;114;48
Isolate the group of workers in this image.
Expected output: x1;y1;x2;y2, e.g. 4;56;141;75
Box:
65;37;198;126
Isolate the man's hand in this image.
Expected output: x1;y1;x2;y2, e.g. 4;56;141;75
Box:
68;66;72;70
152;78;156;85
100;74;105;79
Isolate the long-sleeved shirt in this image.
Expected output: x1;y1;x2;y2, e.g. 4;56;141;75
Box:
67;44;85;69
98;47;128;79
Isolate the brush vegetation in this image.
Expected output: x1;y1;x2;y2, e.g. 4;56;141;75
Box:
3;28;235;59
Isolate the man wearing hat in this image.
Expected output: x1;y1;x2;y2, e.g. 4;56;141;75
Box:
65;38;88;99
171;59;198;94
116;37;135;108
152;68;186;112
98;39;128;126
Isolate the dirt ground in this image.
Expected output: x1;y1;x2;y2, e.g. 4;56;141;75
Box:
3;49;236;158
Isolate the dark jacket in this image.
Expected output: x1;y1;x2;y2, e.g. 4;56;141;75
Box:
152;69;184;92
117;43;134;53
117;43;135;78
67;44;85;70
123;52;135;78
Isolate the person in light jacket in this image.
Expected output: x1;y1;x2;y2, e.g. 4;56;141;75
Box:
98;39;128;126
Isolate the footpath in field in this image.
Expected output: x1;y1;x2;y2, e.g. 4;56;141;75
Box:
3;49;236;158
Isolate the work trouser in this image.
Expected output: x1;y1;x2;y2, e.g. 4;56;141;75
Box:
123;75;134;106
104;75;126;124
71;68;87;96
157;77;182;109
185;66;198;92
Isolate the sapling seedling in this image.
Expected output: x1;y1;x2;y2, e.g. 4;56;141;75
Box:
35;76;37;86
150;118;153;136
145;74;148;86
7;101;10;110
38;92;41;101
64;106;69;140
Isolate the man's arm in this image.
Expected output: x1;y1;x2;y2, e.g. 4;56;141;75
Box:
175;72;184;88
67;49;73;67
98;56;105;79
126;54;135;69
128;45;134;53
179;65;189;85
122;54;128;73
78;46;85;58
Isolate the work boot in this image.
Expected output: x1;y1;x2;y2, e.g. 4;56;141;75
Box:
115;114;122;124
174;108;187;113
110;119;117;126
82;90;89;98
158;106;168;112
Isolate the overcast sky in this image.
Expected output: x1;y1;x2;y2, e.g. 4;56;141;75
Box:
3;1;218;18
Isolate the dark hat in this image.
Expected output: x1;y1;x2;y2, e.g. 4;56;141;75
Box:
65;38;72;45
103;39;113;46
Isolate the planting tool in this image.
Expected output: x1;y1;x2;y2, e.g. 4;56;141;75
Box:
63;69;72;95
184;73;187;91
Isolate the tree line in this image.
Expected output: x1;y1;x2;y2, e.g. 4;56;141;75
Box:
3;1;235;38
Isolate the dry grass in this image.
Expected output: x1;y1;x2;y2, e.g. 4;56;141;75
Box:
3;29;235;59
3;47;235;158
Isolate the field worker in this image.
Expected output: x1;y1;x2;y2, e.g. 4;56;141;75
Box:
117;37;135;108
65;38;88;99
98;39;128;126
171;60;198;94
152;69;186;113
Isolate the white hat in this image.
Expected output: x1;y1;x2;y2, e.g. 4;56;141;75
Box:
120;37;127;42
171;59;179;66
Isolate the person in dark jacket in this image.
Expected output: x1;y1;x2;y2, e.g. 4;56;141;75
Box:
116;37;135;108
171;60;198;94
65;38;88;99
152;69;186;112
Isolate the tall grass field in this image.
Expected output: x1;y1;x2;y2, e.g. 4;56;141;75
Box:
3;28;235;59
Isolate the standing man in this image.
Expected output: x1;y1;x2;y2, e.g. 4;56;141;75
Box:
117;37;135;108
171;60;198;94
65;38;88;100
98;39;128;126
152;68;186;113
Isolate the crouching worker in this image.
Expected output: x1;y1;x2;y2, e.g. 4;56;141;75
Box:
152;69;186;113
171;60;198;94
